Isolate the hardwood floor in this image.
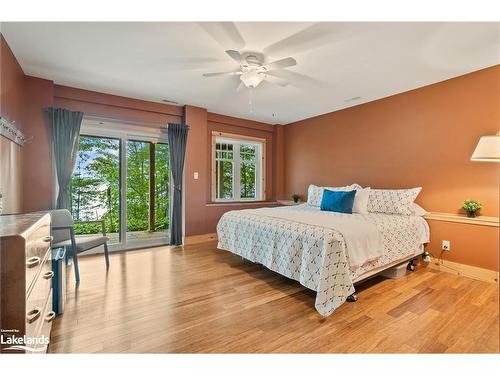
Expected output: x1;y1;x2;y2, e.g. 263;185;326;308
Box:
48;242;499;353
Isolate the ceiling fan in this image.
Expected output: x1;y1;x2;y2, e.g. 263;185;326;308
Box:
202;50;297;91
198;22;338;94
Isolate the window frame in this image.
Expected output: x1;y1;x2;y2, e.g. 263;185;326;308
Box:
211;131;266;203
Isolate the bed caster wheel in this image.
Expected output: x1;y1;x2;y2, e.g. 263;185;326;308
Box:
407;260;416;272
346;293;358;302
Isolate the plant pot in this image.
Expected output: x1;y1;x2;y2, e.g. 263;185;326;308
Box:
293;198;299;203
466;211;477;218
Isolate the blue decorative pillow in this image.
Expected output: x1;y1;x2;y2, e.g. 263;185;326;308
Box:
320;189;357;214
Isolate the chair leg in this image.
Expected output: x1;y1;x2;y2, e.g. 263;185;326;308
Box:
65;247;71;266
72;249;80;286
104;242;110;269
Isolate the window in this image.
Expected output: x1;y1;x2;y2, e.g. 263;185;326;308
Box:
212;133;265;201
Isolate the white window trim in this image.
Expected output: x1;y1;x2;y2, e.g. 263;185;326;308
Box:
211;132;266;203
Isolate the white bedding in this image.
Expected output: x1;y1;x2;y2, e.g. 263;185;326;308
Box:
247;207;383;268
217;204;429;317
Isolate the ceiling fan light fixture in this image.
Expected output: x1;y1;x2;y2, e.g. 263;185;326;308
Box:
240;71;265;88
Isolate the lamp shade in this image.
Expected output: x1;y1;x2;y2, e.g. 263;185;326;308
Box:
471;133;500;162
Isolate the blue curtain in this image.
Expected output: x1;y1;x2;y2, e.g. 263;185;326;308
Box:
168;123;189;245
47;108;83;209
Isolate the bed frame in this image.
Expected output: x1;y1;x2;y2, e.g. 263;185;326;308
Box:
346;245;426;302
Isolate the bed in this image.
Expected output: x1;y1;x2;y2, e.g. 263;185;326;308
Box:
217;204;429;317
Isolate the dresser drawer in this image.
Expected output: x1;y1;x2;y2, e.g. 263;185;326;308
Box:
25;216;51;293
28;289;54;354
25;249;53;340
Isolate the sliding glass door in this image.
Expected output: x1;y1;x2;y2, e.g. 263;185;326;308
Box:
70;132;170;250
70;135;121;244
126;140;170;245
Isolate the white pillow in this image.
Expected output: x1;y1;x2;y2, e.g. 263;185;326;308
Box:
367;187;422;215
352;188;371;214
306;185;321;206
307;184;359;207
411;203;428;216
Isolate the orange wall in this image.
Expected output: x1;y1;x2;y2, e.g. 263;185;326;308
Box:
273;124;286;200
426;221;498;271
185;105;209;235
284;65;500;271
22;76;54;213
0;34;25;214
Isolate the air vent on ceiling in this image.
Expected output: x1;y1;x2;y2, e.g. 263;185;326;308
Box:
162;99;179;105
344;96;362;103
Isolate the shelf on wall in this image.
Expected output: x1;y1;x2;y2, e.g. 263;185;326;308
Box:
424;212;499;228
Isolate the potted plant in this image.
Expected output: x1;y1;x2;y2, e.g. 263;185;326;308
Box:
291;194;301;204
0;192;3;215
463;199;482;218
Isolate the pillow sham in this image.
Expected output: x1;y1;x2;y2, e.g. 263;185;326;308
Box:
307;184;362;207
367;187;422;215
351;187;371;214
320;189;356;214
411;203;428;216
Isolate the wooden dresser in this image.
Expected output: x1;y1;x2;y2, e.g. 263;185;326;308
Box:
0;212;55;354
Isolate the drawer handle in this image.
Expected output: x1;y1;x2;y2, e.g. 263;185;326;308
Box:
45;311;56;323
26;256;41;268
43;271;54;280
27;308;41;324
43;235;53;243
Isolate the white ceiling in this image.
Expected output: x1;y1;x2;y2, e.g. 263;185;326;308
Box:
2;22;499;124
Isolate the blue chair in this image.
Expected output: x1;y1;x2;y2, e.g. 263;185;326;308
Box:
50;209;110;285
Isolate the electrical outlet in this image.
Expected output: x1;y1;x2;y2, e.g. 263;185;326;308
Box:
442;240;451;251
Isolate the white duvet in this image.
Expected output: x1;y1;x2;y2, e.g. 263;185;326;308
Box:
248;207;383;269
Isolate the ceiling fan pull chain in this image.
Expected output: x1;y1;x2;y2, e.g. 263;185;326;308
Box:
249;87;253;112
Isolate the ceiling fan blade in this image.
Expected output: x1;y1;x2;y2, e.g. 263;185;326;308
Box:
266;70;325;88
236;82;246;92
225;50;245;64
265;74;290;87
203;71;242;78
264;57;297;71
263;23;337;57
198;22;245;50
